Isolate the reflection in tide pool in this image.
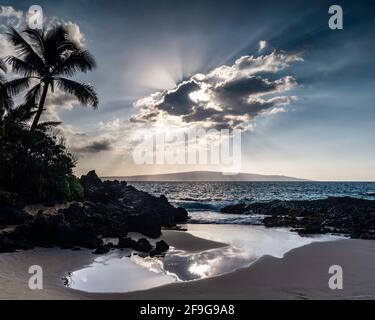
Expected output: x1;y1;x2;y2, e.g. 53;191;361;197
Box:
65;225;341;293
159;246;246;280
65;250;178;293
185;224;341;259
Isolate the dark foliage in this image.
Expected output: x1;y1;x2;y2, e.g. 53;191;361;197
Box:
0;57;83;203
0;23;97;203
0;122;83;202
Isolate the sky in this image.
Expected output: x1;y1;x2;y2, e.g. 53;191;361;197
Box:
1;0;375;180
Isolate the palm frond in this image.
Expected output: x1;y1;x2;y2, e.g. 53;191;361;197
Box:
55;77;98;108
5;27;45;71
45;24;69;43
5;56;39;77
44;24;72;66
22;28;46;61
37;121;62;129
0;59;7;73
0;86;13;110
57;41;81;53
25;83;42;105
5;77;31;96
4;102;36;124
53;50;96;77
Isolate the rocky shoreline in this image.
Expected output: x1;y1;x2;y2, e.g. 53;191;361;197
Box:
221;197;375;239
3;177;375;255
0;171;188;254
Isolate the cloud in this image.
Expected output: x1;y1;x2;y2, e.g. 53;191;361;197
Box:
40;89;79;122
157;80;201;116
131;50;303;131
61;21;86;47
0;6;23;26
99;118;127;130
0;5;86;60
73;138;113;153
100;99;134;113
58;124;115;155
0;6;24;58
46;90;77;111
234;51;302;74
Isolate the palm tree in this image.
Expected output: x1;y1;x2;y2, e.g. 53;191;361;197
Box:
0;59;13;119
5;25;98;132
1;58;58;132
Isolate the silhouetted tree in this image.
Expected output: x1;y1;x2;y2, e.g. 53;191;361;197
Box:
0;58;83;203
5;25;98;132
0;60;13;119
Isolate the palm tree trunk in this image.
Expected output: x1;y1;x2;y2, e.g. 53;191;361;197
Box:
30;82;49;132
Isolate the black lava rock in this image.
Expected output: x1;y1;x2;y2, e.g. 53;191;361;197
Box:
222;197;375;240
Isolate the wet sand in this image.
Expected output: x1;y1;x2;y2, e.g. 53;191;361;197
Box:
156;230;227;252
0;231;374;300
0;230;226;299
123;239;375;300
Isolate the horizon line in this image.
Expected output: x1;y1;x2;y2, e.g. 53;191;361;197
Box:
98;170;375;182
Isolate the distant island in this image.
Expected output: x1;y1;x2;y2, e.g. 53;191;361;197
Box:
104;171;310;182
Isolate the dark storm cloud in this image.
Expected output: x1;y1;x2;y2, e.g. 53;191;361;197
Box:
215;76;296;101
131;50;302;130
182;107;218;123
73;138;113;153
129;110;159;123
157;80;201;116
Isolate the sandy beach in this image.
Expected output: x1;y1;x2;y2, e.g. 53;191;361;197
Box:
123;238;375;300
0;230;227;299
0;228;375;300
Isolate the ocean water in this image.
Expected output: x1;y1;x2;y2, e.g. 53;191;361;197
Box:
129;181;375;224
